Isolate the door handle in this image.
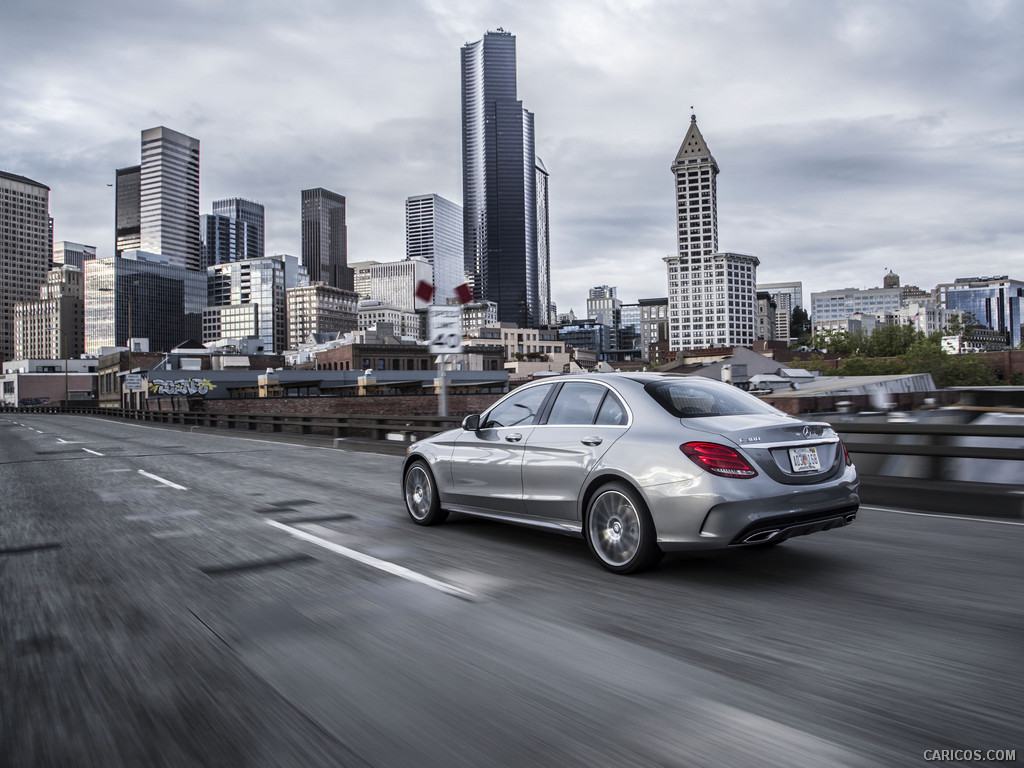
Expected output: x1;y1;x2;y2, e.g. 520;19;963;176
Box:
581;436;603;446
505;433;523;443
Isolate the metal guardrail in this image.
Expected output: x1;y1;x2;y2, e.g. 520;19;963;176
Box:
823;418;1023;518
2;405;463;442
825;420;1024;462
5;405;1020;516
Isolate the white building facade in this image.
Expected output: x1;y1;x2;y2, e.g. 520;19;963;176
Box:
406;194;463;305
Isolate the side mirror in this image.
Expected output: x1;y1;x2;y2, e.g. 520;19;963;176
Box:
462;414;481;431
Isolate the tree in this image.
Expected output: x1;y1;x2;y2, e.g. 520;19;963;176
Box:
806;329;863;356
862;324;921;358
791;306;811;339
943;355;998;387
942;310;981;338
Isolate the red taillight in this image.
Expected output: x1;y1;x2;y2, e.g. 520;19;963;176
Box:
840;439;852;466
680;442;758;478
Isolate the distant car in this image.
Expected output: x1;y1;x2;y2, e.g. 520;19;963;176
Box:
402;373;859;574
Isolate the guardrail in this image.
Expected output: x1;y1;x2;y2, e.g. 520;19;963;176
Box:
824;418;1023;519
5;405;1021;518
2;405;463;442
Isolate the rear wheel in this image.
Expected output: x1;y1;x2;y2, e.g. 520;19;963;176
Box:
403;460;448;526
585;482;662;574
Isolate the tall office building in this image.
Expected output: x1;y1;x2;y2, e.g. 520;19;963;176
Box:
53;241;97;271
83;251;206;355
638;297;669;363
14;265;84;360
200;199;265;269
1;171;52;362
810;286;902;333
536;156;551;325
301;188;352;290
138;127;201;270
406;193;463;304
204;255;307;353
286;282;359;350
937;276;1024;348
758;281;803;311
212;198;265;259
359;259;433;312
758;281;802;342
114;165;141;257
461;29;540;326
664;116;758;350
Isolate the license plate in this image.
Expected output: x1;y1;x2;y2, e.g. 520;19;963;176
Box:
789;446;820;473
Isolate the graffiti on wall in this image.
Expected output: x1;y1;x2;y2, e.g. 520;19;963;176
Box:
148;378;217;396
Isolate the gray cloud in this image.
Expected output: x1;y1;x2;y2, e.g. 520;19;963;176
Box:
2;0;1021;317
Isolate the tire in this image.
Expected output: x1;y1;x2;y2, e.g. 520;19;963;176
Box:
584;482;662;574
403;460;448;526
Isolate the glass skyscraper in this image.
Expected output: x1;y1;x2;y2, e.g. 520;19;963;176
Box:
938;276;1024;347
301;188;352;291
114;165;141;258
138;127;201;271
205;255;306;353
461;29;540;327
406;193;463;304
200;199;265;269
535;156;551;326
212;198;265;259
83;251;206;355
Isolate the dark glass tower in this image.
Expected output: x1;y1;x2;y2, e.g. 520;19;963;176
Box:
301;187;352;291
114;165;141;258
212;198;265;260
461;29;539;326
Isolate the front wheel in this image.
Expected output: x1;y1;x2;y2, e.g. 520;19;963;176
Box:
584;482;662;574
403;460;449;526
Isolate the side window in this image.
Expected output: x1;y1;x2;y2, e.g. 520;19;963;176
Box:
595;391;628;426
482;384;551;428
546;382;606;426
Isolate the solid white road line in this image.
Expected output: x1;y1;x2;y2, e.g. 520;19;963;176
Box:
82;448;104;456
137;470;188;491
861;504;1024;526
266;519;476;601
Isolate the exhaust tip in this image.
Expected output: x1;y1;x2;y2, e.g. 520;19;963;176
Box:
743;529;780;544
844;514;857;525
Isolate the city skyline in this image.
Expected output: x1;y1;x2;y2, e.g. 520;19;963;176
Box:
1;0;1021;316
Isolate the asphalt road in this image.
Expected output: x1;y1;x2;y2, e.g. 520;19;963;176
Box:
2;414;1021;768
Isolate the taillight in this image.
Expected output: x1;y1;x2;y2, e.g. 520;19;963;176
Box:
840;439;852;466
680;442;758;478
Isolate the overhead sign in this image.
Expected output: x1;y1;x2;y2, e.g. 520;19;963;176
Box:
428;306;463;354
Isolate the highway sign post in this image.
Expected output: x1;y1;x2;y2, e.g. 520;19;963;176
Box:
428;306;463;416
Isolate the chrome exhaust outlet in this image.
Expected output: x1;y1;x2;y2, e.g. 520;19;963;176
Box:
844;514;857;524
743;529;780;544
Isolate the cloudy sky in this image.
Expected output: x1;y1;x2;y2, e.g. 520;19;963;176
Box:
2;0;1021;314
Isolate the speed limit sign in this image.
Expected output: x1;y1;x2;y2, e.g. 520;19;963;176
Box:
428;306;463;353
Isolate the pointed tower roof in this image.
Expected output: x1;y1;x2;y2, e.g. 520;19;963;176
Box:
673;114;718;172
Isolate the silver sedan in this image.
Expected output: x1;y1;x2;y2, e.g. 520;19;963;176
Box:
402;373;859;574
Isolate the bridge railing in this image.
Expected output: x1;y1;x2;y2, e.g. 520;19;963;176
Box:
5;405;1020;518
823;418;1023;519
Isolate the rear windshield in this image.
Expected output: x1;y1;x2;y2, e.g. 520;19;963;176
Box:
644;378;780;418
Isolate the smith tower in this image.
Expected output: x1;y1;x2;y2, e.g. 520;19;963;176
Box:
664;115;758;351
461;29;539;326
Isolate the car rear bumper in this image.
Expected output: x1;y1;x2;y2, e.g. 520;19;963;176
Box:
645;470;860;551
